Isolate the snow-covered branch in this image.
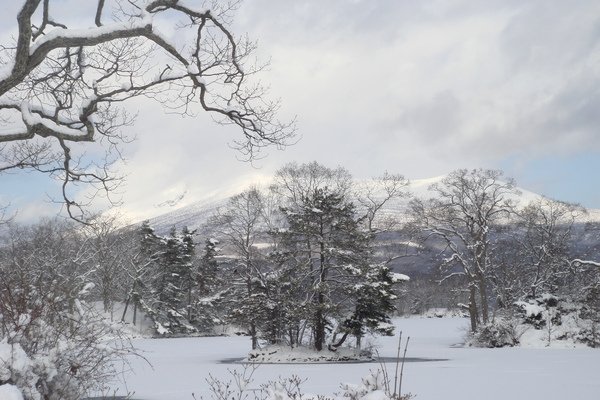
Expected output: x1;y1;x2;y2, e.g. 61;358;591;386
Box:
0;0;295;222
571;259;600;268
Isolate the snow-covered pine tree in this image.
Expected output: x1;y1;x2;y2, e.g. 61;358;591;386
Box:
198;238;220;296
335;264;407;350
192;238;225;332
153;227;196;335
180;226;197;322
269;162;409;351
280;187;370;351
226;263;271;347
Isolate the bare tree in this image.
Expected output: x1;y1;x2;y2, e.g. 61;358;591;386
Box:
0;219;136;399
273;161;353;209
410;169;519;332
82;213;131;315
516;198;584;298
207;187;267;349
0;0;295;221
354;172;410;234
353;172;421;269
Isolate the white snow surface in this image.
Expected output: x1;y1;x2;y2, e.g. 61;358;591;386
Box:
0;384;24;400
100;317;600;400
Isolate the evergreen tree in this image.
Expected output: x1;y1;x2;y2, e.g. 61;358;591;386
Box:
192;238;224;332
180;226;197;321
266;162;409;351
264;262;314;347
153;227;196;335
198;238;220;296
280;187;370;351
335;264;405;349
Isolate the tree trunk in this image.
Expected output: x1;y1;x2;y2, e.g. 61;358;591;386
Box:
250;322;258;350
328;331;350;351
478;275;489;324
314;296;325;351
187;285;192;321
103;294;110;314
121;295;130;322
469;285;479;332
314;229;327;352
133;302;137;326
299;321;307;346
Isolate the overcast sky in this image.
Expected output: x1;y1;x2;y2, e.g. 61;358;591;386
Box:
2;0;600;223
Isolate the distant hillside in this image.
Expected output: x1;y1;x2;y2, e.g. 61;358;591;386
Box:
147;194;229;236
127;175;600;277
146;176;560;234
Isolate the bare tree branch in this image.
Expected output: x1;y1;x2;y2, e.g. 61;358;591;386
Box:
0;0;296;222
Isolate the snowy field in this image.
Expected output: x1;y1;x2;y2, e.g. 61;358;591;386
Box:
105;317;600;400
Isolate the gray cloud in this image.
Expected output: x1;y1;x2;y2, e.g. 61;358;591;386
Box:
111;0;600;217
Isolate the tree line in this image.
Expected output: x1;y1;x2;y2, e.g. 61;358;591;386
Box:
1;163;600;399
115;162;412;351
409;169;600;346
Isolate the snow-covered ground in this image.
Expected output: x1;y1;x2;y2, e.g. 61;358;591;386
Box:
103;317;600;400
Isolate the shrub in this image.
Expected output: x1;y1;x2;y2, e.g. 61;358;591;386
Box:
470;319;522;348
0;303;135;400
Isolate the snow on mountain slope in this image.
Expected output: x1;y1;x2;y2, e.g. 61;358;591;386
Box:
148;194;229;235
146;176;599;234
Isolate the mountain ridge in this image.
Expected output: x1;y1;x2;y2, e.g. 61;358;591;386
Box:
146;175;600;235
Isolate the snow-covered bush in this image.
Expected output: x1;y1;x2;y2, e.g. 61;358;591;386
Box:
0;341;38;400
0;221;136;400
206;365;414;400
576;324;600;348
515;294;561;329
246;345;373;363
472;293;600;348
260;375;307;400
0;301;135;400
340;369;394;400
576;287;600;347
469;318;522;348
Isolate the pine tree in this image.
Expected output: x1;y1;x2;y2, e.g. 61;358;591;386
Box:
280;187;370;351
192;238;224;332
198;238;220;296
180;226;197;322
153;227;195;335
336;264;403;349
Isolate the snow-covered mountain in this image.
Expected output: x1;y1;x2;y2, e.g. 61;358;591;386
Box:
146;176;599;234
146;194;229;235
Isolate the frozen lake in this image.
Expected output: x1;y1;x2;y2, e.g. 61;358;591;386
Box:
104;317;600;400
